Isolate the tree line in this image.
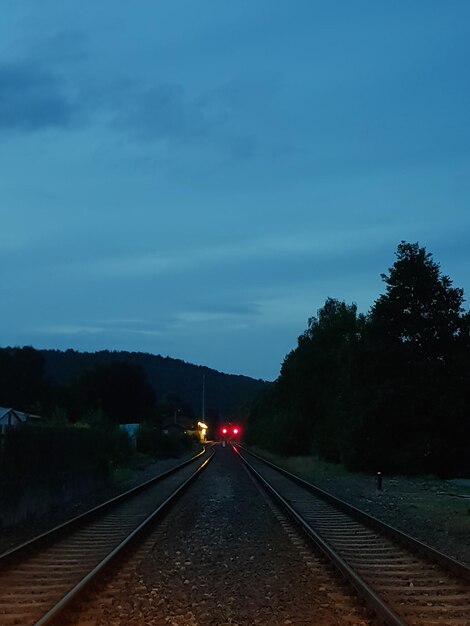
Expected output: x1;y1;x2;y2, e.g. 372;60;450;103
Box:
0;351;158;424
0;353;192;521
246;242;470;477
0;343;266;516
40;349;268;418
0;346;268;428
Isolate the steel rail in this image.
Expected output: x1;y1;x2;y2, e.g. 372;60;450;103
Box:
233;446;407;626
32;449;215;626
238;445;470;582
0;445;209;567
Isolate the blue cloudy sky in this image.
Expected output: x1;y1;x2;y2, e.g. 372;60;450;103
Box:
1;2;469;380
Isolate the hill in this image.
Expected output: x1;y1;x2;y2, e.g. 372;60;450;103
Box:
40;349;269;418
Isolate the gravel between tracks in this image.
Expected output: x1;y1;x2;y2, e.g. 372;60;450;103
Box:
80;446;371;626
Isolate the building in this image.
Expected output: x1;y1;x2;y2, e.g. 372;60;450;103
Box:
119;423;140;447
0;407;41;434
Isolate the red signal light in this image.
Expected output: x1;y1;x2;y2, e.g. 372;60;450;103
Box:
233;428;239;435
222;428;227;434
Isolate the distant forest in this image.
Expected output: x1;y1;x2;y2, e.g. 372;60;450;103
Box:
0;347;270;522
246;242;470;478
0;348;269;426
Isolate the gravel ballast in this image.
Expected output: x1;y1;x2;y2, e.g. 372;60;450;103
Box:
80;446;371;626
250;448;470;568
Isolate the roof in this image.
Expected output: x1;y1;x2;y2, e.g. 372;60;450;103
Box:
119;423;140;437
0;407;42;422
0;407;20;420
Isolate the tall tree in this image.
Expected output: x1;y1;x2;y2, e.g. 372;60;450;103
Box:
353;242;470;474
248;298;363;459
370;242;465;358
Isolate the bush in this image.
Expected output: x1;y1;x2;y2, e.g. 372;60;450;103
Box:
73;410;133;469
0;420;133;507
136;424;192;458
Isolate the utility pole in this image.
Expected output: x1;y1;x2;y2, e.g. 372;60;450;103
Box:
202;374;205;421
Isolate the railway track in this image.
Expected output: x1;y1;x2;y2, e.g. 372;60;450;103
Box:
64;443;372;626
235;445;470;626
0;446;214;626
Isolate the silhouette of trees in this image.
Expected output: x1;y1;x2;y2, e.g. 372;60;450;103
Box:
351;242;470;475
247;242;470;476
0;347;46;411
71;362;157;424
41;350;268;418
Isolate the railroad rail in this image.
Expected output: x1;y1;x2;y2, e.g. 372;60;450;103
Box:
0;446;214;626
235;445;470;626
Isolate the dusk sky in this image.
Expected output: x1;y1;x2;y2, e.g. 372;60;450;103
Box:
1;2;469;381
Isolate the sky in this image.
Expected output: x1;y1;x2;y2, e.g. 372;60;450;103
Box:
1;1;469;381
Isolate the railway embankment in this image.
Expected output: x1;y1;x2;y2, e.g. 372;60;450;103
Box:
250;447;470;568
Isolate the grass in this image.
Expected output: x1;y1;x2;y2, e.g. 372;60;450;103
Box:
111;466;133;485
250;445;349;479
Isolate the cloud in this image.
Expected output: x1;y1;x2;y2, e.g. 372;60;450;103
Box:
0;61;76;131
172;301;261;326
0;22;277;161
37;324;103;336
29;29;88;66
196;302;261;317
81;228;387;285
114;83;209;142
36;320;165;340
108;78;271;160
170;311;253;334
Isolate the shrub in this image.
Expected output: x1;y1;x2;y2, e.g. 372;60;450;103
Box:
136;424;192;458
0;420;133;507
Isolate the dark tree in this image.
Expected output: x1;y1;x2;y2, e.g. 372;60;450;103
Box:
0;347;45;411
352;242;470;475
370;242;465;357
247;298;363;459
73;362;157;424
247;241;470;477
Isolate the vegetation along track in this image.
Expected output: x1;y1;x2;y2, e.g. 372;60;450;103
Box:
0;446;214;626
235;446;470;626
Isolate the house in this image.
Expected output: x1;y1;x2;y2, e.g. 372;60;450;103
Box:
119;423;140;447
0;407;41;434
